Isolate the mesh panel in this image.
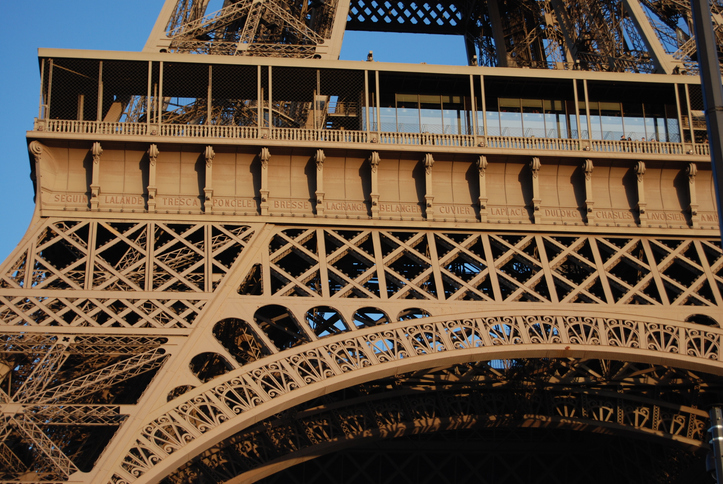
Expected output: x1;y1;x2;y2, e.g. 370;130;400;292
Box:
161;62;209;124
212;64;258;126
271;66;316;128
318;69;365;131
48;59;100;121
688;85;703;111
102;60;150;123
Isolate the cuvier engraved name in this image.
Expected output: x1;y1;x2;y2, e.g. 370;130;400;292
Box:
438;205;474;215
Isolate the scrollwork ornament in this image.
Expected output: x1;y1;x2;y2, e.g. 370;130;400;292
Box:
92;141;103;164
369;151;380;173
148;143;159;166
583;158;593;180
260;147;270;168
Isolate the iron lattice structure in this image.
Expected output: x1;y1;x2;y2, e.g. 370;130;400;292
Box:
3;0;723;482
145;0;723;73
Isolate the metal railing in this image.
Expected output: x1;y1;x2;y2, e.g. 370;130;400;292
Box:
35;119;711;157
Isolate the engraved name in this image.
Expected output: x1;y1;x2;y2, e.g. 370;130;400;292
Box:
593;210;634;220
213;198;255;209
161;197;200;207
438;205;473;215
273;200;312;210
104;195;143;205
326;201;366;211
490;207;527;216
379;203;422;213
53;194;88;203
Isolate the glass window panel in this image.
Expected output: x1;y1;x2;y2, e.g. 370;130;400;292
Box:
523;111;545;137
380;107;396;132
500;111;523;136
623;117;645;140
484;111;500;136
397;107;420;133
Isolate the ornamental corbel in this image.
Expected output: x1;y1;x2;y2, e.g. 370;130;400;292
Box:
530;157;541;223
90;142;103;211
315;150;326;216
477;155;489;222
423;153;434;220
635;161;647;224
370;152;380;219
583;159;594;222
147;144;159;213
260;148;270;215
204;146;215;213
688;163;699;227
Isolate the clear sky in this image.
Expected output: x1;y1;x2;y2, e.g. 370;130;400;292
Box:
0;0;467;263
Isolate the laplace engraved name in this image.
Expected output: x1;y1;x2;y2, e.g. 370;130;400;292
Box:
490;207;527;216
53;194;88;203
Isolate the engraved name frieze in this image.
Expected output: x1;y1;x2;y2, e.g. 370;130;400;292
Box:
213;198;256;209
103;195;144;205
489;207;528;217
273;200;313;210
160;197;201;207
593;210;635;220
647;211;686;222
52;194;88;204
325;201;367;212
379;203;422;214
438;205;474;215
543;208;581;219
701;212;720;223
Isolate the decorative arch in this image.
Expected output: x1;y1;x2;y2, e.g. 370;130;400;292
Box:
165;385;708;483
109;310;723;483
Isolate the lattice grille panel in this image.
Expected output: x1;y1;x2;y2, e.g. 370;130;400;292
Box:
252;228;723;307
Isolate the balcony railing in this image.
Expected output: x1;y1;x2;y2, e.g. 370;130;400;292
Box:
35;119;711;157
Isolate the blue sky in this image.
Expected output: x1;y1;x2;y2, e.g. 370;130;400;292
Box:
0;1;467;262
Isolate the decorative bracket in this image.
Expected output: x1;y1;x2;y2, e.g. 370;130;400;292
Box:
204;146;215;214
147;144;159;213
687;163;699;228
583;159;594;223
477;155;488;223
369;152;380;219
635;161;647;225
530;157;542;223
90;142;103;211
423;153;434;221
260;147;270;216
315;149;325;216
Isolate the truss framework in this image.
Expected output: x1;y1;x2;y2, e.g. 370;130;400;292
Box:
147;0;723;73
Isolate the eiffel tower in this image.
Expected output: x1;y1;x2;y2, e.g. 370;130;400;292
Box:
2;0;723;482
